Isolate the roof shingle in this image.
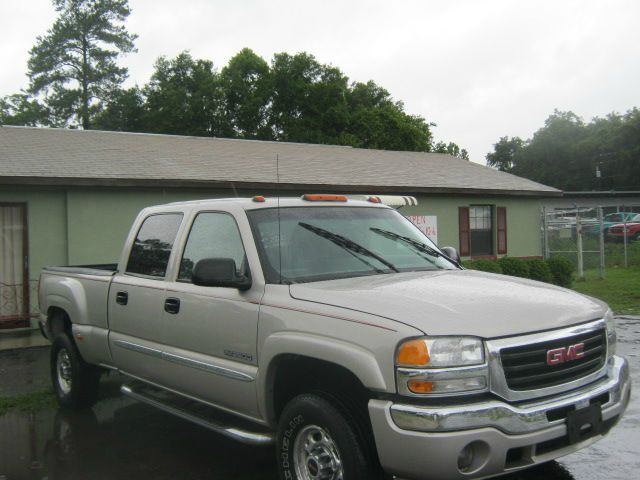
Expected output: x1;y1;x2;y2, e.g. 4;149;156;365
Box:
0;126;560;196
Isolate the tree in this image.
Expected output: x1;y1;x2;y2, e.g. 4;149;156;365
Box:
0;94;51;126
27;0;137;129
487;108;640;190
142;52;227;137
270;52;350;144
433;141;470;160
92;86;145;132
486;136;523;171
221;48;271;139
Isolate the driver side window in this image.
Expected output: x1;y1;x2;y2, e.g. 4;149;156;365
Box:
178;212;247;282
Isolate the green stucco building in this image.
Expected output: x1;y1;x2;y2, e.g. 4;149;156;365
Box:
0;126;560;328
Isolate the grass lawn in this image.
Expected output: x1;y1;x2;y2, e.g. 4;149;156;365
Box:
572;266;640;315
0;389;57;416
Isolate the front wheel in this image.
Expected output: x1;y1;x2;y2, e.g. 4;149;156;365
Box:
277;394;378;480
50;334;101;410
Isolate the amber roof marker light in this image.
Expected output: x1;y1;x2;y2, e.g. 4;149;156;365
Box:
302;194;348;202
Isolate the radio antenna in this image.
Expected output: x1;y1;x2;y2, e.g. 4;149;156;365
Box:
276;154;282;284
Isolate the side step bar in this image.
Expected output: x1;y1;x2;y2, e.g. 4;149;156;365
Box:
120;383;274;446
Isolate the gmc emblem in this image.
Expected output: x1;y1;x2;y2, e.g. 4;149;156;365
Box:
546;343;585;365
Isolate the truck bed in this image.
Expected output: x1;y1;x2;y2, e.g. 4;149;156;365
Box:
43;264;118;276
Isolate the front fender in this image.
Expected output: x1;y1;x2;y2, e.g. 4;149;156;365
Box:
256;331;388;423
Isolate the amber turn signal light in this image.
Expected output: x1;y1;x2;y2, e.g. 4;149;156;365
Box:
396;339;430;366
407;379;433;394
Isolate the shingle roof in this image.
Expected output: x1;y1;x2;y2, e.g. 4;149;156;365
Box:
0;126;560;196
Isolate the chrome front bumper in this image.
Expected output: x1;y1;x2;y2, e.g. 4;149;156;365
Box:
369;355;630;480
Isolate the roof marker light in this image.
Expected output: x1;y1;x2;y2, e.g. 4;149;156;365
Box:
368;196;382;203
302;194;348;202
253;195;266;202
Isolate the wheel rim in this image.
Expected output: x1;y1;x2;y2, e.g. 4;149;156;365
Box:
293;424;343;480
56;349;72;394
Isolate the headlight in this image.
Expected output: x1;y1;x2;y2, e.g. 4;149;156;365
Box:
605;309;617;358
396;336;488;396
396;337;484;368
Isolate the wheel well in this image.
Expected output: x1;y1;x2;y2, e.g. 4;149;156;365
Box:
47;307;72;338
268;355;371;426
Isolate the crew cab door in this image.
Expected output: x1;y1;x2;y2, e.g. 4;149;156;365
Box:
108;213;183;385
160;211;262;418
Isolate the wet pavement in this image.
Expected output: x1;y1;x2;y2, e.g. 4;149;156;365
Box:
0;347;50;396
0;317;637;480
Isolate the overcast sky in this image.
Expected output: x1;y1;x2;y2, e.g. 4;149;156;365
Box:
1;0;639;163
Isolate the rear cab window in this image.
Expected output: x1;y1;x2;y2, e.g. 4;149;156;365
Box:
126;213;183;278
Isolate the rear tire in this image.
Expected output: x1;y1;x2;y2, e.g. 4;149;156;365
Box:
276;393;380;480
50;333;101;410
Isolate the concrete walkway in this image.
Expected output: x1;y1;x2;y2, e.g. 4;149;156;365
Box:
0;328;49;351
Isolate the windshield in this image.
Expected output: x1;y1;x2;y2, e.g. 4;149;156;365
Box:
247;206;458;284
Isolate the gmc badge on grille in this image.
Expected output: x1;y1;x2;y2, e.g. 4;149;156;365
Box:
546;343;585;365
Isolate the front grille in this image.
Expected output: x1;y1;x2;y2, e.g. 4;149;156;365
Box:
500;328;606;391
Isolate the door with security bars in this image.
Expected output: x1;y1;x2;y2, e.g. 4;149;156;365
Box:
0;203;29;328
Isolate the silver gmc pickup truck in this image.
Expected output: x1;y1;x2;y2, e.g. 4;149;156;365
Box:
38;195;630;480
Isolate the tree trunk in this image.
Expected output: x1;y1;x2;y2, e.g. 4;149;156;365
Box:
81;35;90;130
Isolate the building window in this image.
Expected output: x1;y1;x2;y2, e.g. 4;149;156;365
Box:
469;206;493;256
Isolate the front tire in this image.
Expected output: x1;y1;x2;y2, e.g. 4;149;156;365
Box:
50;333;101;410
277;394;377;480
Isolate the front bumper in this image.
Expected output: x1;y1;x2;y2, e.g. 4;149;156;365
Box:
369;355;630;480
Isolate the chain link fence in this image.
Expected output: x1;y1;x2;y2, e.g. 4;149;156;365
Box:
542;204;640;279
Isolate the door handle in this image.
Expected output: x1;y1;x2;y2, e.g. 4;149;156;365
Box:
116;291;128;305
164;297;180;314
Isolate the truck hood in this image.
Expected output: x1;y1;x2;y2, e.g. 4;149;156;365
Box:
289;270;607;338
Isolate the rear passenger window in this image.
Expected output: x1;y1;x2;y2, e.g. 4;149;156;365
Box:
178;212;247;282
126;214;183;277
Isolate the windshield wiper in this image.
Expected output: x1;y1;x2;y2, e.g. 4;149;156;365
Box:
298;222;399;273
369;227;444;263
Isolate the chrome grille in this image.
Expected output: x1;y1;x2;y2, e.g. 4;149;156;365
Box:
500;328;606;391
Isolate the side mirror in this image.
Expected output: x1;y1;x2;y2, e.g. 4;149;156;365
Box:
192;258;252;290
440;246;461;265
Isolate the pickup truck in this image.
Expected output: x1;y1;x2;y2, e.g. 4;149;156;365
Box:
38;195;630;480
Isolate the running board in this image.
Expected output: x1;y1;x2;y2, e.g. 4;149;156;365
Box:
120;383;274;445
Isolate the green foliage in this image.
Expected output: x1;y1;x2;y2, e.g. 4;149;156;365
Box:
92;87;144;131
486;136;523;171
24;0;137;129
0;389;57;416
222;48;271;139
5;30;468;154
433;141;469;160
141;52;226;137
546;256;575;288
499;256;530;278
486;109;640;191
0;94;51;126
463;259;502;273
526;258;554;283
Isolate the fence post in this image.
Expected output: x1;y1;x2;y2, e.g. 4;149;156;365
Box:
576;213;584;281
598;206;605;279
542;206;549;259
623;212;628;268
